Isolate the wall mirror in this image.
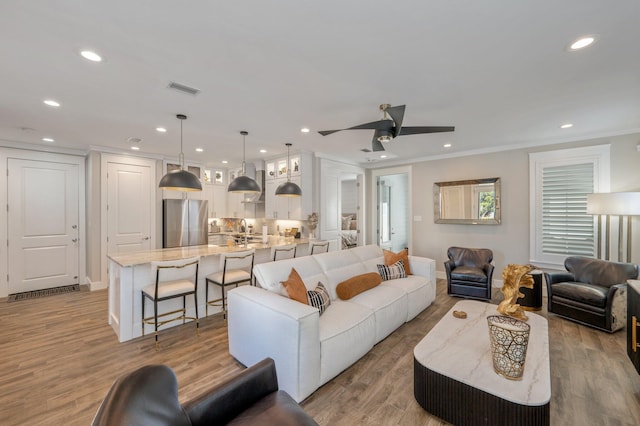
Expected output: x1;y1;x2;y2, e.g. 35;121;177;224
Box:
434;177;501;224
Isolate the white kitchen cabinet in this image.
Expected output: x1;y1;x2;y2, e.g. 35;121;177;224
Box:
264;152;312;220
204;184;228;218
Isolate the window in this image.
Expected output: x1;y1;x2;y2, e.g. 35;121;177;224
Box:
529;145;610;268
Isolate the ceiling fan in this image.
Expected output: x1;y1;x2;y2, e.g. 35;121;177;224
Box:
318;104;454;152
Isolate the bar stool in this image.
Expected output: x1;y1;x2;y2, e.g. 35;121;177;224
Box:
309;240;330;255
271;243;297;261
206;249;254;318
141;257;199;351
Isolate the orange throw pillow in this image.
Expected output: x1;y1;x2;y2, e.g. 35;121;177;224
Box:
383;249;412;275
281;268;308;305
336;272;382;300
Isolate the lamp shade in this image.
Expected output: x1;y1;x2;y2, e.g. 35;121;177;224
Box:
275;180;302;197
159;169;202;192
587;192;640;215
228;175;261;193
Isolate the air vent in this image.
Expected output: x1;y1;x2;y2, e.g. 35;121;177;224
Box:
168;81;200;96
361;148;372;153
127;137;142;144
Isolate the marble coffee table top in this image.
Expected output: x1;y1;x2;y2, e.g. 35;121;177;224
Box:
414;300;550;406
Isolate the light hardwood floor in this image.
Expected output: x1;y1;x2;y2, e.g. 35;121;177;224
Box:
1;280;639;425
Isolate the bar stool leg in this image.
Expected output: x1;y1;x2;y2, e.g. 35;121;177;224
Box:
221;284;226;319
141;293;145;337
194;292;199;336
154;299;159;351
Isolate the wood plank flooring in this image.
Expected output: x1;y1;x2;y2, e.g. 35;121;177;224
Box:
0;280;638;425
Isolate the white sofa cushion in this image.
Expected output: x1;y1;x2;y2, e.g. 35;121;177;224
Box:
381;275;431;321
313;250;367;300
253;255;325;296
318;300;376;384
347;284;408;343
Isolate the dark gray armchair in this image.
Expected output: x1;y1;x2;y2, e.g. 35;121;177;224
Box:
445;247;494;301
92;358;317;426
544;256;638;332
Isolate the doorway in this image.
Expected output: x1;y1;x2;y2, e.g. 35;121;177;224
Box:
7;157;82;293
372;167;411;252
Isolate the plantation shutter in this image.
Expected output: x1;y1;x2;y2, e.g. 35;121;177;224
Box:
541;163;595;256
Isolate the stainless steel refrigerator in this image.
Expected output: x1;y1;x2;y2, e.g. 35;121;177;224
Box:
163;199;208;248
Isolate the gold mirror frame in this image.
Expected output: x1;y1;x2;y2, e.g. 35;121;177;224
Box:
434;177;501;225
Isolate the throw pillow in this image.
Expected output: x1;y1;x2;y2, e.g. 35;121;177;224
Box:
307;282;331;315
377;259;406;281
383;248;412;275
336;272;382;300
281;268;308;305
341;215;353;230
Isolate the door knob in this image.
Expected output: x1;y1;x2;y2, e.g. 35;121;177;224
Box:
72;238;78;242
72;225;77;229
142;237;150;241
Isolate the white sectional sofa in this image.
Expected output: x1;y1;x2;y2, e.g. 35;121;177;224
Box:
227;244;436;402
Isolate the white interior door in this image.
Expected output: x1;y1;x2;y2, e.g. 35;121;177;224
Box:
7;159;79;293
107;162;152;254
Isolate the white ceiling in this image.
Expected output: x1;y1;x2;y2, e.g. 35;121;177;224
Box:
1;1;638;168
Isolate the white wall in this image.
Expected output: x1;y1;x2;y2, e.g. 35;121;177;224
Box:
407;133;640;277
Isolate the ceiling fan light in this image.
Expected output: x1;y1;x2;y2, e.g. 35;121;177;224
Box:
377;129;393;143
159;169;202;191
228;175;261;193
275;180;302;197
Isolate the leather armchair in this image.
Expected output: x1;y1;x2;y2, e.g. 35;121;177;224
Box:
544;256;639;333
92;358;317;426
445;247;494;301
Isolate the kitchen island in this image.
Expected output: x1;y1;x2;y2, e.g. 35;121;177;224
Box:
107;239;309;342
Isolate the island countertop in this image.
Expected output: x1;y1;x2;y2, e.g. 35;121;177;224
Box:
108;238;310;267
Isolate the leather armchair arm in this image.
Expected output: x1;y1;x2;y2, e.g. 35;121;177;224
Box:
184;358;279;426
444;259;455;282
484;263;495;285
544;271;575;286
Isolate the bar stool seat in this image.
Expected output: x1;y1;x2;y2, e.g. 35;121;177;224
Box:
206;249;255;319
142;256;200;350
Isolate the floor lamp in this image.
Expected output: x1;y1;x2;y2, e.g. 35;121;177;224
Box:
587;192;640;262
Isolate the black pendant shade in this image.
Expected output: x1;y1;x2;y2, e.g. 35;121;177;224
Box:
159;114;202;192
159;169;202;192
228;131;261;194
275;143;302;197
275;180;303;197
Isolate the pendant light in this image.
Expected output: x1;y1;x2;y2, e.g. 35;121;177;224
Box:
275;143;302;197
228;131;261;193
159;114;202;191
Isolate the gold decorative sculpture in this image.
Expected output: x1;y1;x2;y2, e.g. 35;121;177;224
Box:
497;264;537;321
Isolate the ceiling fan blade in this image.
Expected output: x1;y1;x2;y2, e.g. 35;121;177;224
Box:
371;134;385;152
318;119;393;136
385;105;406;138
398;126;455;136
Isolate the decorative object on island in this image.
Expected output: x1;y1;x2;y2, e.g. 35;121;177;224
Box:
587;192;640;262
159;114;202;192
307;212;318;238
497;264;537;321
486;315;531;380
228;131;261;194
275;143;302;197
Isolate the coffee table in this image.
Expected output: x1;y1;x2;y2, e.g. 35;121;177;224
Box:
414;300;550;425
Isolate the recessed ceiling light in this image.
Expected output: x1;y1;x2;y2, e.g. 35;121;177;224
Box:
43;99;60;107
300;127;310;133
260;149;267;153
42;137;54;142
380;154;387;158
222;160;228;164
131;146;140;151
443;143;452;148
195;148;204;152
80;50;102;62
568;35;598;51
156;127;167;133
560;123;573;129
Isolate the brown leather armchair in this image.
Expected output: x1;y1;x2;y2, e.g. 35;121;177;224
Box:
544;256;639;332
445;247;494;301
92;358;317;426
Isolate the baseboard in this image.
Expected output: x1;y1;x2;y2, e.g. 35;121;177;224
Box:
87;277;107;291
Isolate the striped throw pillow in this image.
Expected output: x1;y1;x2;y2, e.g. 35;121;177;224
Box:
307;282;331;315
377;259;406;281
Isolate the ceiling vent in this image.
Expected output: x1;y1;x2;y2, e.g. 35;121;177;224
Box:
168;81;200;96
361;148;372;153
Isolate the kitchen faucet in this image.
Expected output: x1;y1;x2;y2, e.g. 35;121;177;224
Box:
239;218;248;248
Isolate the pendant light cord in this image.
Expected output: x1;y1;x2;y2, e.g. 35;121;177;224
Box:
241;132;247;176
179;117;185;170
